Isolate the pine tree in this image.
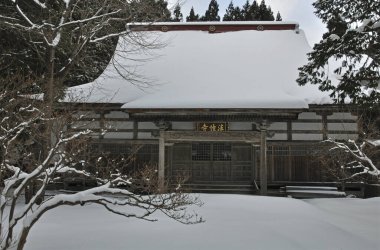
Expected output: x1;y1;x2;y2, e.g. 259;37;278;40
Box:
241;0;252;21
248;0;259;21
233;6;243;21
223;1;235;21
265;6;275;21
186;7;200;22
256;0;268;20
201;0;220;21
156;0;171;21
172;4;183;22
297;0;380;106
129;0;172;22
276;11;282;21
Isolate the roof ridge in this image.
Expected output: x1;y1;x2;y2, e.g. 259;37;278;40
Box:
128;21;299;33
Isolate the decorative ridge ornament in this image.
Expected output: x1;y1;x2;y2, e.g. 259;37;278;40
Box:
161;26;168;32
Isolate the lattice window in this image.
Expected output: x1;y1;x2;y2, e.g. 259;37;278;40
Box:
192;143;211;161
213;143;232;161
136;144;158;165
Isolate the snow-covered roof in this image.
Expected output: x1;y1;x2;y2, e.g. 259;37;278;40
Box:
67;22;332;109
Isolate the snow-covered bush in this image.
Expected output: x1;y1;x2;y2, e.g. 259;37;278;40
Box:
317;139;380;183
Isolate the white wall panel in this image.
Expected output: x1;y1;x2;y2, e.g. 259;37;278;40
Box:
229;122;252;130
292;134;323;141
298;112;321;119
328;112;357;120
138;132;155;139
105;111;129;119
293;123;322;130
172;122;194;130
103;132;133;139
328;123;357;131
105;121;134;130
268;133;287;141
268;122;287;130
138;122;157;129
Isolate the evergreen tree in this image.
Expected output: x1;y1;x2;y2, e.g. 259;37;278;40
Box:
155;0;171;21
223;1;235;21
276;11;282;21
265;6;275;21
233;6;243;21
241;0;252;21
186;7;200;22
248;0;259;21
256;0;268;20
129;0;172;22
297;0;380;106
201;0;220;21
172;4;183;22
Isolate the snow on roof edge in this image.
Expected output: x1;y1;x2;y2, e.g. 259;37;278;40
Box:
128;21;299;26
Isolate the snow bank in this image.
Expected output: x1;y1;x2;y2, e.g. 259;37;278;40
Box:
367;139;380;147
67;26;332;109
26;194;380;250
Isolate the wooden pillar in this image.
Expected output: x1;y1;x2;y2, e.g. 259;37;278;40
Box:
352;111;365;140
166;143;174;184
98;111;106;139
321;113;328;140
317;111;332;140
260;122;268;195
251;144;257;184
155;121;171;190
133;121;138;140
158;131;165;185
287;120;292;141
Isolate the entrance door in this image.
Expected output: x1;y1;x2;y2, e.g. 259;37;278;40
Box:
210;143;232;181
171;143;254;182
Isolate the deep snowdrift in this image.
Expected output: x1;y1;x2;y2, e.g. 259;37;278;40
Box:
26;194;380;250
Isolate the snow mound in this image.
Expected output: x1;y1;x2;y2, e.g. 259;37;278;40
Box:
26;194;380;250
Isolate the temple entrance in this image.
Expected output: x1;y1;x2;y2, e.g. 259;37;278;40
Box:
171;142;254;183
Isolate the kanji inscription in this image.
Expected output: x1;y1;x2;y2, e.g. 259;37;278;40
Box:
197;122;229;132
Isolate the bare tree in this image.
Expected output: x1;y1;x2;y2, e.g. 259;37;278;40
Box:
0;81;203;250
0;1;202;249
0;0;174;101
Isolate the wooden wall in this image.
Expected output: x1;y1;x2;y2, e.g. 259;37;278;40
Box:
71;111;359;142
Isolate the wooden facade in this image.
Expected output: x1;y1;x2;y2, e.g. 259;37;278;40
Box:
71;104;360;194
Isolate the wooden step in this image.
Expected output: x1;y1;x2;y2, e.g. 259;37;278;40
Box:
281;185;346;198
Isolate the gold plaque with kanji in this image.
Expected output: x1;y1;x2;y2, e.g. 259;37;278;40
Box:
197;122;229;132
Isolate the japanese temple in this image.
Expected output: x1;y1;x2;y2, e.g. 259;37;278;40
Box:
67;22;360;194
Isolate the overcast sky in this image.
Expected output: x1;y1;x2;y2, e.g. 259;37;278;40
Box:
168;0;327;47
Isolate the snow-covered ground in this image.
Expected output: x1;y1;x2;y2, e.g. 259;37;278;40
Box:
25;194;380;250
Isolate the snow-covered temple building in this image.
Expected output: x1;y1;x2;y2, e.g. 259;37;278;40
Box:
67;22;360;194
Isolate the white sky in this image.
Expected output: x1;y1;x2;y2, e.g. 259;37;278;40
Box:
168;0;326;46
